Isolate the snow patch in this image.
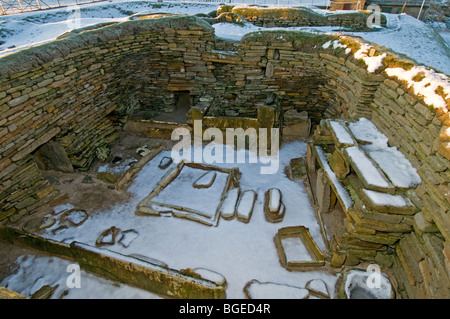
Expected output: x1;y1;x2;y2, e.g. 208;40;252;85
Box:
362;189;412;207
281;236;313;263
353;42;386;73
245;280;309;299
344;146;390;188
385;66;450;110
328;120;355;145
322;39;349;53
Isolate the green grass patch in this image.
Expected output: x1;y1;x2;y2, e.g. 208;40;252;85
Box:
215;12;245;26
217;5;235;15
242;30;334;51
232;6;324;22
412;72;426;82
382;54;415;71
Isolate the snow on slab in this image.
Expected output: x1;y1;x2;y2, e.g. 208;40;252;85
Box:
362;189;413;208
152;166;228;219
366;148;421;188
236;190;257;222
245;280;309;299
315;146;353;210
268;188;281;213
220;187;240;219
343;146;392;189
193;171;217;188
347;117;389;149
193;268;227;287
348;118;421;188
328;120;356;146
280;236;314;263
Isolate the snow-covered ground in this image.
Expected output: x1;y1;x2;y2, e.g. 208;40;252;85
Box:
1;254;161;298
0;0;331;15
2;141;341;299
440;30;450;49
0;1;219;56
0;1;449;73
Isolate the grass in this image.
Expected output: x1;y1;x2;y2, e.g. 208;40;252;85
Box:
136;13;181;20
412;72;426;82
382;54;415;71
232;6;323;22
215;12;245;26
230;5;385;30
0;27;15;39
242;30;334;52
217;5;234;15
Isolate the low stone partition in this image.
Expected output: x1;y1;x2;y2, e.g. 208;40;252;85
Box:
0;226;226;298
218;5;386;30
71;241;226;298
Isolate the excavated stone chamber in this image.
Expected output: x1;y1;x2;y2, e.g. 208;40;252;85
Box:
0;14;449;299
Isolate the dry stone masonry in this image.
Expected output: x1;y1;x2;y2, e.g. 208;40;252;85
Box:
0;13;449;298
220;5;386;30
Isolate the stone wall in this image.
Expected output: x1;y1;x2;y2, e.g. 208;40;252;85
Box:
223;5;386;30
369;75;450;299
0;15;449;298
0;17;215;223
204;31;386;124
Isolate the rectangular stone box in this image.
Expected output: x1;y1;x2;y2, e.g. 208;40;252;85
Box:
274;226;325;270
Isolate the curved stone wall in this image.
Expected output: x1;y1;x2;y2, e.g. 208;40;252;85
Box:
221;5;386;30
0;16;449;298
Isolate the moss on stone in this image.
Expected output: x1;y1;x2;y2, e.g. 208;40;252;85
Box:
207;10;218;18
215;12;245;26
412;72;426;82
135;13;182;20
242;30;334;51
217;5;235;15
0;287;27;299
232;5;324;22
382;53;416;71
